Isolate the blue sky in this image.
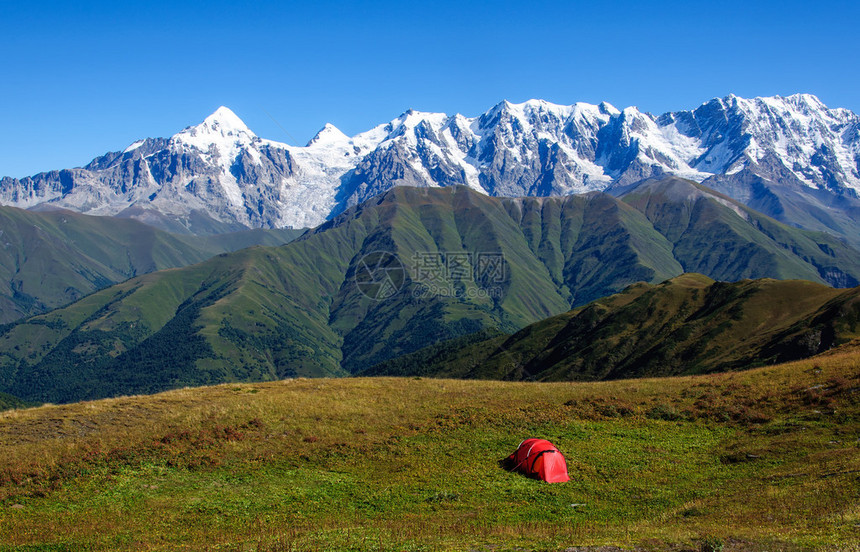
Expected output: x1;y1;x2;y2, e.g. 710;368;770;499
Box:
1;0;858;178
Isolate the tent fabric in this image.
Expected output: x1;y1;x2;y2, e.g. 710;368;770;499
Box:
507;438;570;483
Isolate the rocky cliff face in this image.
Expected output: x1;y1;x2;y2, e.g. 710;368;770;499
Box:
2;95;858;236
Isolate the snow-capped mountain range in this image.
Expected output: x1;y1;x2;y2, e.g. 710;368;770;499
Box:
2;94;859;235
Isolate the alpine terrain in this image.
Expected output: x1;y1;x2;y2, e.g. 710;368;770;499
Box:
1;95;859;244
3;182;860;404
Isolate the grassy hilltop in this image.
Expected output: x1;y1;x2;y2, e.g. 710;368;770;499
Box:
0;341;858;551
367;274;860;381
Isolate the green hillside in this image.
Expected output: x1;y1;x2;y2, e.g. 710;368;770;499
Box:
0;391;33;411
0;206;302;323
3;182;860;404
1;345;858;550
620;176;860;286
367;274;860;381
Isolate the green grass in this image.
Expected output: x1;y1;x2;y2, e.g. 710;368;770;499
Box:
1;341;858;550
0;205;303;324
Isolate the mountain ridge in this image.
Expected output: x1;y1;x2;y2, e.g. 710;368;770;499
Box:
2;95;858;240
0;205;303;323
364;273;860;381
3;181;860;403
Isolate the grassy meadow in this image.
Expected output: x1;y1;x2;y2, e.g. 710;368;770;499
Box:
0;342;859;551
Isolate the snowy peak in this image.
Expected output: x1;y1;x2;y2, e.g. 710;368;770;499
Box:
173;106;257;151
307;123;350;147
389;109;449;134
690;93;860;187
598;101;620;116
784;93;826;110
202;106;253;135
514;98;576;119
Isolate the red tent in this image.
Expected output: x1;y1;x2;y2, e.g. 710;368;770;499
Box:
506;438;570;483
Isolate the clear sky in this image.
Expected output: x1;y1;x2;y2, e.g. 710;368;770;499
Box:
1;0;858;178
